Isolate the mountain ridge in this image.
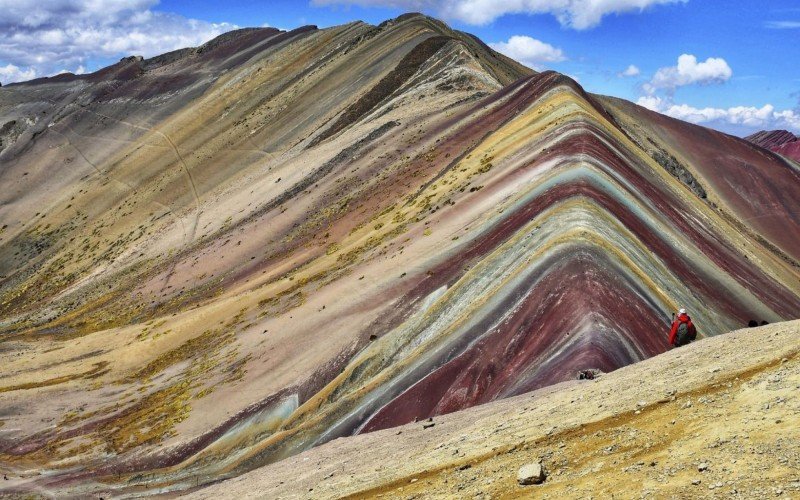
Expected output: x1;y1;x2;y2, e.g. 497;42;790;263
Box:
745;129;800;163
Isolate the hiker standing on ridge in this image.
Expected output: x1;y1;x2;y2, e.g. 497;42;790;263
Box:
669;308;697;347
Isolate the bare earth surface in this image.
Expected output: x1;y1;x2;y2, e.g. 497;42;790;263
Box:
191;320;800;499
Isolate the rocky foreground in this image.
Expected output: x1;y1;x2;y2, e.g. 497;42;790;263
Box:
191;320;800;499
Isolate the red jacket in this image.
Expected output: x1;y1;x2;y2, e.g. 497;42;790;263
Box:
669;313;696;345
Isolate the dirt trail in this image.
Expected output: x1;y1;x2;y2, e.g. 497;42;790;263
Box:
189;320;800;499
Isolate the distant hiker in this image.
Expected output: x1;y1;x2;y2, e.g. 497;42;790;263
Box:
669;308;697;347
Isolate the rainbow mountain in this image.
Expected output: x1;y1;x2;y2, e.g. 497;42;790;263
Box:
1;13;799;496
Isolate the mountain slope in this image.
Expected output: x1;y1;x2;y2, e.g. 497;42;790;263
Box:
745;129;800;164
1;13;799;497
188;320;800;499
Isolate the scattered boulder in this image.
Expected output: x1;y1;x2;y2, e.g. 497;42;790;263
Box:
577;369;604;380
517;462;546;485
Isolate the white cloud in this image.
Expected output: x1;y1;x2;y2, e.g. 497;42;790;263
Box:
645;54;732;94
0;0;154;28
636;95;664;110
765;21;800;29
312;0;686;29
0;0;237;84
636;96;800;133
619;64;640;77
0;63;37;82
633;54;798;134
488;35;565;69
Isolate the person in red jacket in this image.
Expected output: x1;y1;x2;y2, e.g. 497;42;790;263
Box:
669;308;697;347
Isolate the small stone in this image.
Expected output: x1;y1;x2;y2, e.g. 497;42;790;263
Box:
692;479;702;486
698;462;709;472
518;462;546;485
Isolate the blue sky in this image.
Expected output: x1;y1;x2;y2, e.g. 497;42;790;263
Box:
1;1;798;135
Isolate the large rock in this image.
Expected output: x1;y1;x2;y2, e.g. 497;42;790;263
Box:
517;462;546;485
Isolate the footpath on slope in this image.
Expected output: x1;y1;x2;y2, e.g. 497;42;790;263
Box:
189;321;800;499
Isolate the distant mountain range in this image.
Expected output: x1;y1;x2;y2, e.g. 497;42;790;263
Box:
745;129;800;163
2;13;800;497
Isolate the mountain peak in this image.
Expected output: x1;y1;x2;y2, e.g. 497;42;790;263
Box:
379;12;442;26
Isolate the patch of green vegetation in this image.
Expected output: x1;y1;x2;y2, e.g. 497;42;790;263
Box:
258;290;306;318
126;328;235;383
0;361;109;394
99;380;193;454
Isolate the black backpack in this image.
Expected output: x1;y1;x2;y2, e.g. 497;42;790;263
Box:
675;321;692;346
